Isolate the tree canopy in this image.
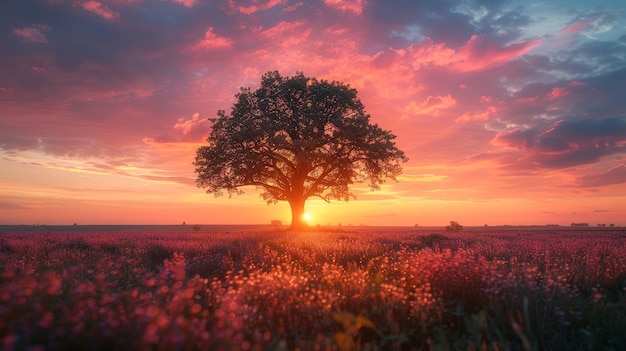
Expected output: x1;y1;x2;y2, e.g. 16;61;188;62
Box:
194;71;407;229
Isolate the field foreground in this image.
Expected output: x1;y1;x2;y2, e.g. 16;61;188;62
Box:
0;228;625;350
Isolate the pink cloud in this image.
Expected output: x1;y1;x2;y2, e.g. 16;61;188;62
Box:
77;1;119;20
403;94;457;117
580;164;626;187
12;25;51;44
192;27;233;50
229;0;286;14
454;35;540;72
284;2;303;12
323;0;367;15
143;113;211;143
456;106;497;122
563;22;587;33
261;21;306;41
273;24;312;48
549;86;570;100
386;35;538;73
173;113;203;135
568;81;586;87
491;128;538;150
171;0;196;7
406;38;456;69
516;96;540;105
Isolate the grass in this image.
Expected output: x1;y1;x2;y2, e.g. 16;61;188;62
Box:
0;228;624;350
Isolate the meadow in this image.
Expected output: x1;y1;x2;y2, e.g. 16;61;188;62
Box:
0;226;625;350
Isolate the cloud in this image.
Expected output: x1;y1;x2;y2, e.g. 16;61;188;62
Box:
228;0;286;14
492;117;626;168
144;113;211;143
192;27;233;50
323;0;366;15
76;1;119;20
492;128;540;150
454;35;540;71
260;21;307;42
405;38;456;69
11;25;51;44
568;11;617;38
579;164;626;187
171;0;196;7
563;22;587;34
138;175;195;186
456;106;497;122
0;202;29;210
549;86;571;100
0;133;39;152
403;94;457;117
568;81;586;87
399;174;448;183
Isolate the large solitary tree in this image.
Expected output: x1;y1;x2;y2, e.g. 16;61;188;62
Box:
194;71;407;230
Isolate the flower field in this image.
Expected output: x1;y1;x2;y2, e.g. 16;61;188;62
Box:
1;227;625;350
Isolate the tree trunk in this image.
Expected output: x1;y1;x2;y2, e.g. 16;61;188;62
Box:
288;196;308;230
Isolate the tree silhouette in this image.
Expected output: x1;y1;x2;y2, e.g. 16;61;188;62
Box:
445;221;463;231
194;71;407;230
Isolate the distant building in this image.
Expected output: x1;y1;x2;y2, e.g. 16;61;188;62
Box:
546;224;560;227
571;222;589;227
270;220;282;226
597;224;606;227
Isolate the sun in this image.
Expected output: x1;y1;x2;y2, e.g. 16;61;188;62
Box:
303;212;312;223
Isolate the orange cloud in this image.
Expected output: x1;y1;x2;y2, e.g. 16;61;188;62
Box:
77;1;119;20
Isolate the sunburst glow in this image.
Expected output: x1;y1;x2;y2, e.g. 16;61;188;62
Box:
303;212;312;223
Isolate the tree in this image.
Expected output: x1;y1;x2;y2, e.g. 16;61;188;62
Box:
194;71;408;230
445;221;463;231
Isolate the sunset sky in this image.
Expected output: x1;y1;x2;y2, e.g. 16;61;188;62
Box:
1;0;626;227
